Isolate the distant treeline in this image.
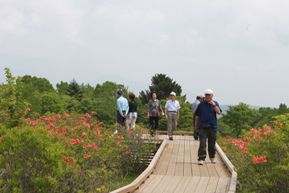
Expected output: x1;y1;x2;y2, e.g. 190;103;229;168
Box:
1;68;289;136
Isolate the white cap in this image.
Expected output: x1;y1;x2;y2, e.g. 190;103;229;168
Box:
170;91;176;96
204;89;214;95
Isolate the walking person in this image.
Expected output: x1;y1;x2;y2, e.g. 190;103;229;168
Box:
195;89;222;165
165;92;181;140
192;95;203;140
116;89;129;130
126;92;138;129
147;92;164;136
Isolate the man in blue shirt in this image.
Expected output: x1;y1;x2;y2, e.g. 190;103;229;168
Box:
116;90;129;129
195;89;222;165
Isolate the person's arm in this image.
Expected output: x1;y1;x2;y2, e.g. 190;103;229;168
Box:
124;100;129;116
165;101;168;119
158;100;164;115
195;116;199;128
116;99;123;116
209;100;221;115
147;101;151;118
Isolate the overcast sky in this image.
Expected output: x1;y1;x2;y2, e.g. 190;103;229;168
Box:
1;0;289;107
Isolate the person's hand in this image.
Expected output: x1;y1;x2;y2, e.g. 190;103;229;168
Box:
209;100;216;106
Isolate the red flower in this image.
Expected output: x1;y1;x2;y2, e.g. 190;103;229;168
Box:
85;113;92;119
84;123;91;128
228;138;248;157
63;156;72;164
83;153;91;159
57;113;62;120
0;136;4;142
252;156;267;164
67;138;82;145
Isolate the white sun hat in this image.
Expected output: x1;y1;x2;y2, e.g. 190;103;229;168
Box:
170;91;176;96
204;89;214;95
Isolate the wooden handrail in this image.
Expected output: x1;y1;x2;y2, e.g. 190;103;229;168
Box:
216;143;237;193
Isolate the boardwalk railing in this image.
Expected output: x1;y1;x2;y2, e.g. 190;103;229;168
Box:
215;144;237;193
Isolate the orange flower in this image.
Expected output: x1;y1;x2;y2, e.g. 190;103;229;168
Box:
115;136;124;147
252;156;267;164
0;136;4;142
83;153;91;159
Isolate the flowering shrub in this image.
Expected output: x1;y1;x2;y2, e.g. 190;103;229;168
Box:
0;113;151;193
220;115;289;193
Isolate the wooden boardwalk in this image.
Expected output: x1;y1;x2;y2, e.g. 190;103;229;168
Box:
111;135;237;193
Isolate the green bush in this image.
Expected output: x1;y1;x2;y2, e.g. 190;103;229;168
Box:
0;127;66;193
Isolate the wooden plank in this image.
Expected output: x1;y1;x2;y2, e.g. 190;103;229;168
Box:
205;177;219;193
166;140;180;176
154;142;173;175
162;176;183;193
137;175;164;193
194;177;210;193
214;154;230;177
151;176;173;193
206;162;219;177
193;139;211;177
172;176;192;193
215;178;230;193
175;139;185;176
184;140;192;176
190;140;201;176
183;176;201;193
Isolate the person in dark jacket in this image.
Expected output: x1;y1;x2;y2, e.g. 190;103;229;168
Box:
195;89;222;165
126;92;138;129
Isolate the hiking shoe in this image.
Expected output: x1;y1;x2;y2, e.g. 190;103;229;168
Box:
198;160;204;165
210;158;216;164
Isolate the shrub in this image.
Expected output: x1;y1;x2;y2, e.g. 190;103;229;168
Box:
220;114;289;193
0;113;150;193
0;127;66;193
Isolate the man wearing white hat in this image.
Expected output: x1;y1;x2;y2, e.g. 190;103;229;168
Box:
195;89;222;165
165;92;181;140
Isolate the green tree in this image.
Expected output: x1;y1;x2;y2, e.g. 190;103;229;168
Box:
20;75;54;93
67;80;83;101
220;103;260;137
56;81;69;95
0;68;29;128
40;93;64;114
139;74;183;104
